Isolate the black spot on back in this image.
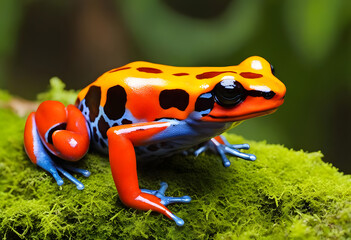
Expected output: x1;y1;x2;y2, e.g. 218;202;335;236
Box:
159;89;189;111
104;85;127;121
85;86;101;122
75;98;80;107
122;119;132;125
195;93;214;112
98;117;110;139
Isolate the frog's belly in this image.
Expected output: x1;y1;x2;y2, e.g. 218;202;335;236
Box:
91;120;231;160
92;133;210;159
91;135;206;159
134;140;201;159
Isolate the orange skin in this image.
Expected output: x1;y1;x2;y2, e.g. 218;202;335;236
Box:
77;56;285;123
24;56;286;226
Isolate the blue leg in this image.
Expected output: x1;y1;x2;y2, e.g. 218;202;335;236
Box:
141;182;191;226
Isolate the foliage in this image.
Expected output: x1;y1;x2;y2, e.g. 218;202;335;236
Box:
0;89;11;102
0;99;350;239
284;0;345;64
119;0;263;65
119;0;349;65
37;77;79;106
0;0;21;88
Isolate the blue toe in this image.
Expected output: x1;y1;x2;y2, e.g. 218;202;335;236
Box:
171;214;185;226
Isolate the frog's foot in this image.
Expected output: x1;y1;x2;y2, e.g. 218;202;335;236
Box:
194;135;256;167
40;158;90;190
53;161;91;190
141;182;191;206
141;182;191;226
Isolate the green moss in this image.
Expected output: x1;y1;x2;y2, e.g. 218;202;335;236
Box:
0;89;11;101
0;81;350;239
37;77;79;105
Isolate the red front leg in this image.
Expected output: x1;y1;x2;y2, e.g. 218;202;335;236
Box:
107;122;191;226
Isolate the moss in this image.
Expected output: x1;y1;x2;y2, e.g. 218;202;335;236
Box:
37;77;79;105
0;81;350;239
0;89;11;102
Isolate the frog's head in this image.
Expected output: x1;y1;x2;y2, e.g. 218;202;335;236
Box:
195;56;286;122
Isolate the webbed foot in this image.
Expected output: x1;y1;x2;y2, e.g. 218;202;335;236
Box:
38;155;90;190
141;182;191;226
194;135;256;167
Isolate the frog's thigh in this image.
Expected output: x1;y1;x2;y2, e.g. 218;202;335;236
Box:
106;121;171;204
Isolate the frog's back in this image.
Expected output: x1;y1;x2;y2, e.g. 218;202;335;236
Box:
76;61;228;124
77;61;228;104
75;61;223;153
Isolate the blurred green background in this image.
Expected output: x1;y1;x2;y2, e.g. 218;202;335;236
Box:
0;0;350;173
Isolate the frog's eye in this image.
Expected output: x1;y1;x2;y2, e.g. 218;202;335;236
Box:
213;80;247;108
270;64;275;76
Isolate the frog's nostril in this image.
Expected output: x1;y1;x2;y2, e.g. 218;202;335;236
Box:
247;90;276;100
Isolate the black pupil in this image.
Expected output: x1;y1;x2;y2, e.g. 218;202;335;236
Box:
214;80;246;107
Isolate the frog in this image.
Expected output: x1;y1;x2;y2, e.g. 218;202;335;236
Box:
24;56;286;226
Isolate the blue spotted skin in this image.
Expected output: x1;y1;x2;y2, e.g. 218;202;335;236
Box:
79;99;134;154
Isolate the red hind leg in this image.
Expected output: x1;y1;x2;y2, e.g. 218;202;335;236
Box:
33;101;90;161
24;101;90;189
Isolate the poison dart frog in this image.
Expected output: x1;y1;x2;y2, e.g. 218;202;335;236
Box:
24;56;286;226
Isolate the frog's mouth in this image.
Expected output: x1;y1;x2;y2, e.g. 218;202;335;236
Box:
207;108;278;121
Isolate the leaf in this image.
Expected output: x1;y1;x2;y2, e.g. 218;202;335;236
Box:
284;0;343;64
118;0;262;65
